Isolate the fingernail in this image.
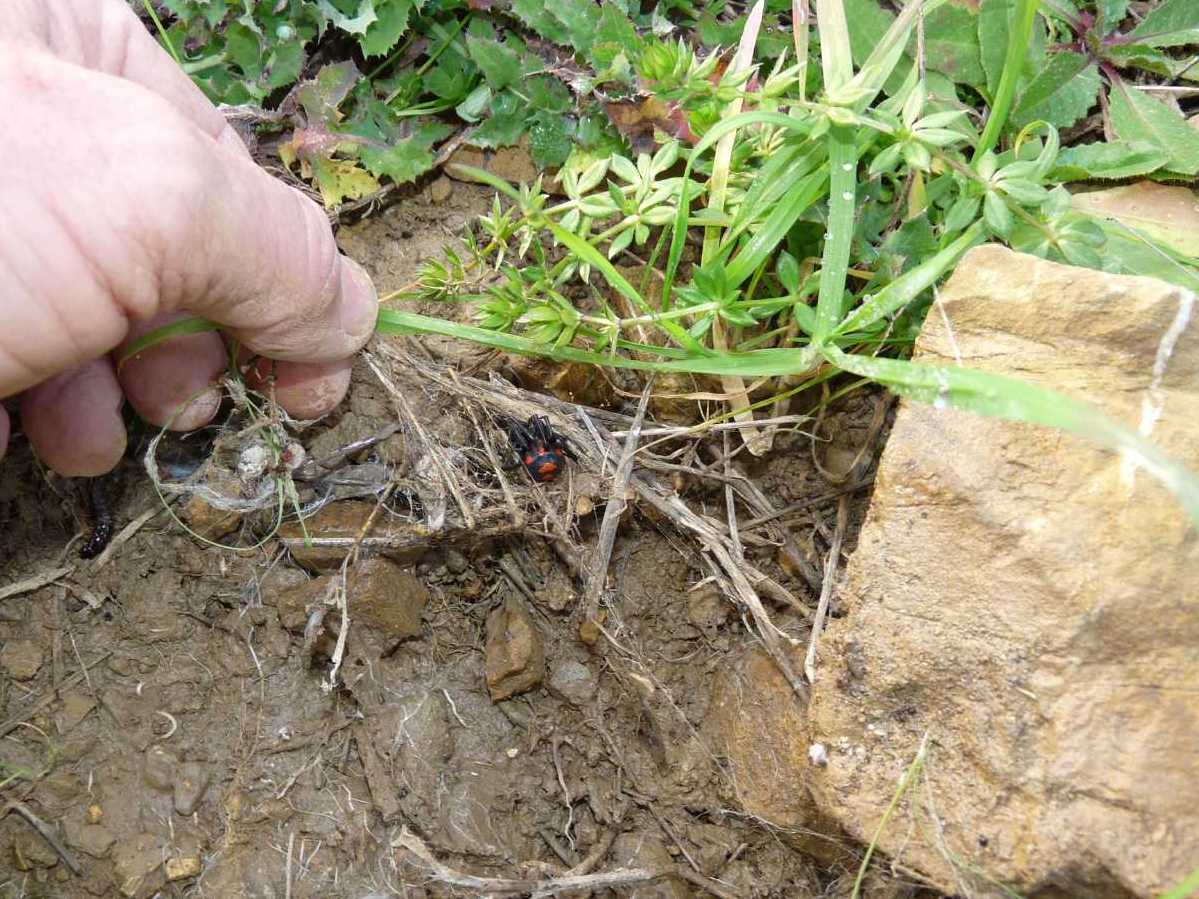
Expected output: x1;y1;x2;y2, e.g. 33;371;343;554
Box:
338;257;378;345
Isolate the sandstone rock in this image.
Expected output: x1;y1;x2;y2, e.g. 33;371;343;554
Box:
485;598;544;701
64;813;116;858
0;638;43;680
428;175;453;204
164;854;202;881
488;142;537;185
180;493;242;542
808;245;1199;897
704;646;849;865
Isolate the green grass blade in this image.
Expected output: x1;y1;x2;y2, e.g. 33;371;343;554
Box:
725;169;828;288
720;142;827;254
117;317;221;368
665;110;816;308
851;733;930;899
823;345;1199;527
813;125;858;342
1158;866;1199;899
140;0;183;66
378;308;821;377
845;0;946;109
444;164;523;203
815;0;854;93
832;222;987;337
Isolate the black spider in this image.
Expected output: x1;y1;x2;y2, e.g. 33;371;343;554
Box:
502;415;576;483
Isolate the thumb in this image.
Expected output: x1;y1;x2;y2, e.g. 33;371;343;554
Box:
181;143;379;362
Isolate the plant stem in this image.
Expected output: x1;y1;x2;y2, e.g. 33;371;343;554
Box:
975;0;1039;160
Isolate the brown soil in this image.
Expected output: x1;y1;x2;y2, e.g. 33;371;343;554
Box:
0;178;924;898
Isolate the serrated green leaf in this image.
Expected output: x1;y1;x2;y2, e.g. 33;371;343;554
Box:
310;157;380;207
1104;43;1185;77
1011;51;1099;129
1050;141;1169;181
510;0;572;44
224;20;262;77
265;39;305;91
549;0;603;54
1127;0;1199;48
529;115;571;168
1108;81;1199;175
361;138;434;183
466;34;522;90
471;91;527;147
318;0;378;35
296;61;361;126
924;4;985;87
526;76;572;114
358;0;414;57
424;54;474;102
594;3;642;58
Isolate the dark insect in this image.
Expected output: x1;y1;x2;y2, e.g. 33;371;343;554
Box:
80;476;116;559
502;415;577;483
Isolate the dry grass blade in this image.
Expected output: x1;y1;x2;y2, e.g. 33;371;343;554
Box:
707;1;771;457
10;801;83;876
392;827;736;898
582;381;653;636
0;567;72;602
804;493;850;684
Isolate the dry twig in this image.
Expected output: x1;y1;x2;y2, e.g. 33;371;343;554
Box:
581;382;652;635
804;494;851;684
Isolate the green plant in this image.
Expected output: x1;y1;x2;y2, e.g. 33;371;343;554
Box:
376;0;1199;523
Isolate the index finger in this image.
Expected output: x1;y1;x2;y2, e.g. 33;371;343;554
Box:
9;0;248;154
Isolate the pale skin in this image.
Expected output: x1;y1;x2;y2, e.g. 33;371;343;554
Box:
0;0;378;476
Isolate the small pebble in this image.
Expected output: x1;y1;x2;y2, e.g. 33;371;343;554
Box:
445;549;469;574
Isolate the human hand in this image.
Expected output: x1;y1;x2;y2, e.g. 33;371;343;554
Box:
0;0;378;476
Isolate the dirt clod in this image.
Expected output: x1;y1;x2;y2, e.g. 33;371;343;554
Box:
485;597;545;701
548;658;597;706
112;832;165;899
0;637;44;680
172;761;210;816
141;746;178;792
